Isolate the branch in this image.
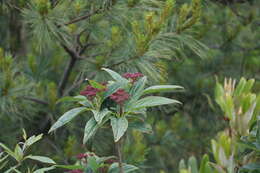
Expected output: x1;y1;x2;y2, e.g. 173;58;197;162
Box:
58;8;101;28
21;96;49;105
5;2;22;12
116;139;124;173
58;54;77;96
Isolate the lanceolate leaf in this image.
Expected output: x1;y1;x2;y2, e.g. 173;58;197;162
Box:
0;160;8;170
131;96;181;110
49;107;88;133
91;109;111;124
26;155;56;164
199;154;212;173
33;166;56;173
14;145;23;162
83;117;99;144
143;85;183;95
111;117;128;142
24;134;43;147
108;163;138;173
88;80;106;89
188;156;198;173
102;68;128;83
129;76;147;100
0;143;17;161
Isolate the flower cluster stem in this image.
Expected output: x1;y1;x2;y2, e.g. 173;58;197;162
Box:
116;138;124;173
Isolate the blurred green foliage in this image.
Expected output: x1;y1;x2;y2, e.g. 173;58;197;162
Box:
0;0;259;172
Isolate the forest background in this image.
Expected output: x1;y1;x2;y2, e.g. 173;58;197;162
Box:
0;0;259;172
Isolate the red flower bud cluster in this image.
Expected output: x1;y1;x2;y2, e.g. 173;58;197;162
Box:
123;72;143;82
80;85;106;99
105;158;118;164
76;153;95;160
110;89;130;104
76;153;88;160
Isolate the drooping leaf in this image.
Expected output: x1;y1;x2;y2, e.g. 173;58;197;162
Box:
83;117;99;144
143;85;183;95
110;117;128;142
49;107;88;133
108;163;138;173
131;96;181;110
102;68;128;83
26;155;56;164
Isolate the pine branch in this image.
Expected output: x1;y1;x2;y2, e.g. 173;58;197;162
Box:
21;96;49;105
58;52;77;97
57;8;101;28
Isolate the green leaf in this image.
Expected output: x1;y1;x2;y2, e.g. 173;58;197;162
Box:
103;82;124;99
55;165;84;169
49;107;88;133
87;157;100;171
199;154;212;173
14;145;23;162
26;155;56;164
0;143;17;161
91;109;111;124
111;117;128;142
0;160;8;170
179;159;186;170
209;162;226;173
88;80;106;89
24;134;43;148
143;85;183;95
33;166;56;173
129;76;147;100
240;163;260;171
102;68;128;83
4;165;19;173
234;77;246;97
243;79;255;94
188;156;198;173
108;163;138;173
131;96;181;110
0;153;8;163
83;117;99;144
